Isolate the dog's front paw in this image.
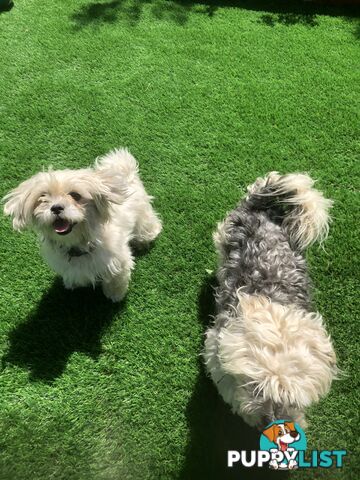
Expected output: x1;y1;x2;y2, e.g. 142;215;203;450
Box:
102;279;128;303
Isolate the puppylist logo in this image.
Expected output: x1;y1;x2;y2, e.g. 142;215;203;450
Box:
260;420;305;469
228;420;347;470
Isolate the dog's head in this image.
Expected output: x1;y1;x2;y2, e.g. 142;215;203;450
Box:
3;167;128;244
262;422;300;451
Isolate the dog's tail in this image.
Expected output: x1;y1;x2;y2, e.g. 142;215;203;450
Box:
95;148;139;184
246;172;333;249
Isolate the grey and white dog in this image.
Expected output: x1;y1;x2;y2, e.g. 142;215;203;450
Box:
204;172;338;429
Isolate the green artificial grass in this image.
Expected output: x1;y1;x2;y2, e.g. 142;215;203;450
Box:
0;0;359;478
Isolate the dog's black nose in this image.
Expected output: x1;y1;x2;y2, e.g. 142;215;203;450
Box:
290;431;299;438
51;204;64;215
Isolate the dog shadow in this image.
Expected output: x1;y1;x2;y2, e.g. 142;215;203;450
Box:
0;1;14;15
179;276;289;479
2;279;123;382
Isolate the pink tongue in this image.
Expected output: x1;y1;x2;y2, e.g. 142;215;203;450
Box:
280;441;287;452
54;219;70;233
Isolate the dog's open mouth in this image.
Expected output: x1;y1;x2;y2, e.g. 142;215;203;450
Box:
53;218;73;235
279;440;288;452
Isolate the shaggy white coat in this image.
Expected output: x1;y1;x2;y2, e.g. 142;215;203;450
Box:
3;149;162;301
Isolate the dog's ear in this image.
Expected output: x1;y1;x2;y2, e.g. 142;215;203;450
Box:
285;421;296;432
88;172;129;220
3;173;45;231
98;170;129;205
262;424;278;443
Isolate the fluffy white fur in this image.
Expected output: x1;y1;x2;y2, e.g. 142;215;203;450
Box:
204;294;337;428
3;148;162;302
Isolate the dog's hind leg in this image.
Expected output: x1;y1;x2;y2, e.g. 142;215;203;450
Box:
133;202;162;245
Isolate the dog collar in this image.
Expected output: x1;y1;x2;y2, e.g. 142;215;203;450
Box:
66;243;95;260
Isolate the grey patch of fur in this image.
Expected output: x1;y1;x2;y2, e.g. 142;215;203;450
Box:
216;204;312;321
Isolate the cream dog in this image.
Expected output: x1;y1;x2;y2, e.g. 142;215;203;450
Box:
3;149;162;301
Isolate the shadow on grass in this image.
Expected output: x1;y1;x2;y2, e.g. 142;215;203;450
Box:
70;0;191;28
2;278;123;382
179;275;289;479
70;0;359;33
0;1;14;14
260;11;319;27
71;0;141;27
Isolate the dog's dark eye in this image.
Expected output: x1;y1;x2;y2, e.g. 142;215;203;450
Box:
69;192;82;201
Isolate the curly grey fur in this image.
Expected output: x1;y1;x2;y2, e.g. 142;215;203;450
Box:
216;203;312;320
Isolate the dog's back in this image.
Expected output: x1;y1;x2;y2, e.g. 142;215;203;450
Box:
215;205;311;314
214;172;332;314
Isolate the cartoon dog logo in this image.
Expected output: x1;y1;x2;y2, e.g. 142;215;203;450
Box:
262;421;300;470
